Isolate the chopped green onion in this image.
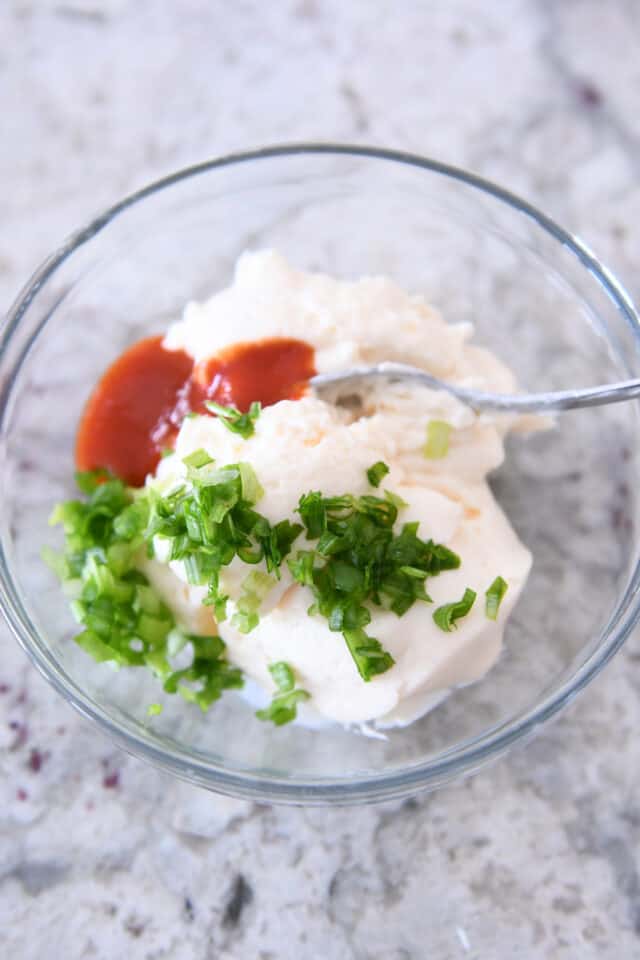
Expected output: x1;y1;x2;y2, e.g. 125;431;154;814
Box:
47;470;244;711
231;571;276;634
205;400;261;439
256;661;310;726
399;565;428;579
147;702;163;716
384;489;408;510
433;588;477;631
343;628;395;682
239;461;264;504
182;448;214;469
485;576;508;620
292;488;462;680
423;420;452;459
366;461;390;488
49;454;474;719
269;661;295;693
287;549;316;586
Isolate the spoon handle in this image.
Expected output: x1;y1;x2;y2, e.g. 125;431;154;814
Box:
309;362;640;414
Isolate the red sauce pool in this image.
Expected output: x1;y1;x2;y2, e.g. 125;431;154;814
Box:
75;336;316;487
195;338;316;410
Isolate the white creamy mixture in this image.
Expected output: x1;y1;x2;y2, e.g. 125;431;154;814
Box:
144;251;532;728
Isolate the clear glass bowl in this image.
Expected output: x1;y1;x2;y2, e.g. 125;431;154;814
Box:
1;145;639;805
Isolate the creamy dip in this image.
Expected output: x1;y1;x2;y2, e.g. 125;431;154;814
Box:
137;251;532;727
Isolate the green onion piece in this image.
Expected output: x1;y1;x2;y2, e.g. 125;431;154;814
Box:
231;571;276;634
269;661;295;693
433;588;477;632
256;661;310;726
75;629;123;664
485;576;508;620
297;491;326;539
239;461;264;504
343;628;395;682
423;420;452;459
287;550;316;586
384;489;408;510
147;703;163;716
205;400;261;439
162;635;243;711
399;565;428;579
255;688;310;726
366;461;390;488
182;448;214;469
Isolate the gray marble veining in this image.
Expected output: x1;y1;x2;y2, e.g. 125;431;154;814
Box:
1;1;640;958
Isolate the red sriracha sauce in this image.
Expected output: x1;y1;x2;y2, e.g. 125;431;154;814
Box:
75;336;316;487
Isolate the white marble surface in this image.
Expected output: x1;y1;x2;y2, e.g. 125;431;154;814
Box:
1;1;640;957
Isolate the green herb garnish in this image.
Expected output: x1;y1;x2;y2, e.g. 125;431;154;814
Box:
256;661;310;726
288;490;460;680
205;400;261;439
232;571;276;634
433;588;476;632
485;576;508;620
74;468;110;494
423;420;452;459
384;489;408;511
161;633;243;711
146;453;301;627
47;472;243;711
366;461;390;488
182;449;214;469
49;452;469;718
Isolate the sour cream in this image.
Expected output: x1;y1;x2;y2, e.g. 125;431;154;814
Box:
144;251;531;727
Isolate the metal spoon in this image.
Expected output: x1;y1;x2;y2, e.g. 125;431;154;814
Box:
310;362;640;414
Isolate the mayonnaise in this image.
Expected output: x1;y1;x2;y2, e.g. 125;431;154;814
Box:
147;251;532;727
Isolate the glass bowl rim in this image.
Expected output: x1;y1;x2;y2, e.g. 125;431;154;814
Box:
1;142;639;804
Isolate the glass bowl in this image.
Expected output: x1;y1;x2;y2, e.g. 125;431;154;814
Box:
1;145;639;805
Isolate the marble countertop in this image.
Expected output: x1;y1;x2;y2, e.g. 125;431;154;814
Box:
2;2;640;957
